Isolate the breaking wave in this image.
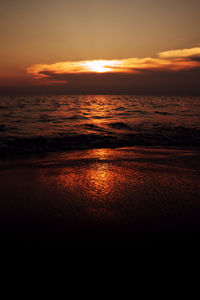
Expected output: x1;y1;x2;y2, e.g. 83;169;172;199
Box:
0;95;199;157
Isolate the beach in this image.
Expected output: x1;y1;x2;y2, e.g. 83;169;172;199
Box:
1;0;200;250
0;146;199;248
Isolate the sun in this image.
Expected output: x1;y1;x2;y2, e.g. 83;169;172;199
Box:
83;60;113;73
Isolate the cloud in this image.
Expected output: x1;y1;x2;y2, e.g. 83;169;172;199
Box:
26;46;200;93
27;47;200;83
158;47;200;58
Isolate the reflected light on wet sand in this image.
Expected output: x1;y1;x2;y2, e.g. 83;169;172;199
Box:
39;148;146;220
1;146;200;247
38;146;200;228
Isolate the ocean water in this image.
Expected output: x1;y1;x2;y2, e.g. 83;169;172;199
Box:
0;95;199;156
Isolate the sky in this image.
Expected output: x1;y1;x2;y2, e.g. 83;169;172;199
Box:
0;0;200;95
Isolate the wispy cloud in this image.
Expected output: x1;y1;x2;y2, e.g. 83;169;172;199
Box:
27;47;200;82
158;47;200;58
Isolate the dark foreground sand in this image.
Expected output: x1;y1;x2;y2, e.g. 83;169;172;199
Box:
0;146;200;248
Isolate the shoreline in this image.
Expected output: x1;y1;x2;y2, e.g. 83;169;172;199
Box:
0;143;199;161
0;146;200;248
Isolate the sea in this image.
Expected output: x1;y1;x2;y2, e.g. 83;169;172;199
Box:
0;95;199;156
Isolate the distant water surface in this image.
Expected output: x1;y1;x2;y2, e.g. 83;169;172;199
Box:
0;95;199;156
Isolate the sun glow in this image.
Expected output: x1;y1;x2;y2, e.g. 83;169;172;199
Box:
83;60;116;73
27;46;200;80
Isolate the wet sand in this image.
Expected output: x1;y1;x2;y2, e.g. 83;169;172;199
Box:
0;146;200;248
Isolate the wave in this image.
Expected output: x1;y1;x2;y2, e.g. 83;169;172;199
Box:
107;122;133;131
1;126;199;157
0;95;200;157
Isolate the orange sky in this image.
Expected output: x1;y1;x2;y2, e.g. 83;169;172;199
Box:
0;0;200;94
